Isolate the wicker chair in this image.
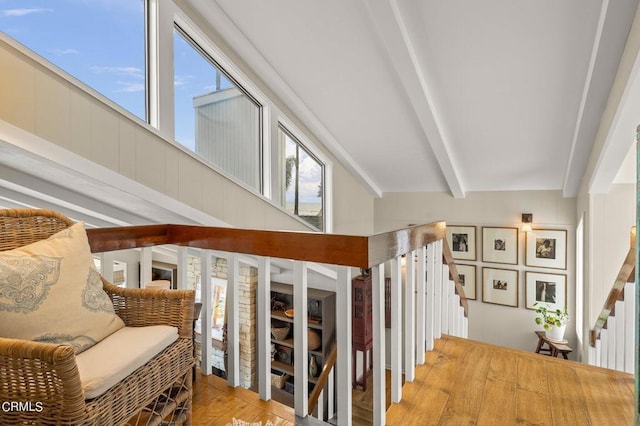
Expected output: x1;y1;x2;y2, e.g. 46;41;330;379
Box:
0;209;195;425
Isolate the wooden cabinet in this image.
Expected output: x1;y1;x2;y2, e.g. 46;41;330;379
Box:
269;282;335;412
352;274;373;390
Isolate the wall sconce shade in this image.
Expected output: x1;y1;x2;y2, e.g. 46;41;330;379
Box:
522;213;533;232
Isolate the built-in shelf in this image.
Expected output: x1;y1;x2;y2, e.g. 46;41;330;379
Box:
269;282;335;416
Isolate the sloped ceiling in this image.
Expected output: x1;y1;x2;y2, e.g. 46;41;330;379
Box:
189;0;639;198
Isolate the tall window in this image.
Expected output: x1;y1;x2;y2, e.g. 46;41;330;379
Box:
174;26;262;192
0;0;147;120
280;125;323;230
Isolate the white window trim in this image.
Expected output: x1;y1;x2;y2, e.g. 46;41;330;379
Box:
278;115;333;233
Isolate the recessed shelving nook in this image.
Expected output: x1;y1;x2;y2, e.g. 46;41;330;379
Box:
269;282;335;414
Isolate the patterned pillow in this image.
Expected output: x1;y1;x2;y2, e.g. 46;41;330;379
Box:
0;222;124;353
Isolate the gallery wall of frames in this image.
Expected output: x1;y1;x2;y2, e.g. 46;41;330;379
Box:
446;226;567;313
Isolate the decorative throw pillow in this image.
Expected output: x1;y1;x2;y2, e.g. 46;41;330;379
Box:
0;221;124;353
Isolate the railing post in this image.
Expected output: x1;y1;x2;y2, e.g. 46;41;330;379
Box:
390;256;402;403
426;242;435;350
404;251;416;382
336;266;352;425
293;261;309;417
227;253;240;387
257;256;271;400
200;250;213;376
372;263;386;426
416;246;427;363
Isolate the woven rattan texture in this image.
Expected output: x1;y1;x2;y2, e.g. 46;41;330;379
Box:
0;209;195;425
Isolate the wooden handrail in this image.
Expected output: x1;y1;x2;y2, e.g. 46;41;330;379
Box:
86;220;467;315
87;222;446;269
589;245;635;347
308;344;337;415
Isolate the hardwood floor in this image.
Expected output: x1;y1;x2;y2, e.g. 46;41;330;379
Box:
192;335;635;425
386;335;634;425
192;373;296;425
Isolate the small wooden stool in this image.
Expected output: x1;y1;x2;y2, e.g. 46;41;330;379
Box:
534;330;572;359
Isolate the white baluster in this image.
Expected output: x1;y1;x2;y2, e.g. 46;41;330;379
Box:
624;282;635;373
588;345;596;366
99;251;115;283
600;330;608;368
606;318;616;370
615;300;625;371
316;389;324;420
257;257;271;400
200;250;212;376
416;246;427;363
426;243;435;350
595;339;602;367
404;250;416;382
140;247;152;287
176;247;188;290
372;263;386;426
328;367;335;421
336;266;352;425
433;240;443;339
390;256;402;403
227;253;240;387
293;261;309;417
441;265;449;335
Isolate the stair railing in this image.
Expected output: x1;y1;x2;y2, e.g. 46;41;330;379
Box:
87;221;468;425
588;227;635;373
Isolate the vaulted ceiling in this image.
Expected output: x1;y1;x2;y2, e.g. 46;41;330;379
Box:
1;0;639;229
189;0;640;198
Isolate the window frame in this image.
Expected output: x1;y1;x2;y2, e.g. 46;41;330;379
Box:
172;23;264;193
278;117;332;232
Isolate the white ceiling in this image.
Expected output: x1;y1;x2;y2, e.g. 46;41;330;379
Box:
1;0;638;229
189;0;640;198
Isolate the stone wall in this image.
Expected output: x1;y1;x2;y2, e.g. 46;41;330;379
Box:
188;256;257;389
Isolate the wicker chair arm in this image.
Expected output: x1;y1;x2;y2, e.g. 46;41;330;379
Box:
0;337;86;423
102;279;195;338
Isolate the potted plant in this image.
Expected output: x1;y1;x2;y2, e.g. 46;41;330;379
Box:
534;303;569;341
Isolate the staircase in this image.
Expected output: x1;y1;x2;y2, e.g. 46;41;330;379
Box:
588;234;635;373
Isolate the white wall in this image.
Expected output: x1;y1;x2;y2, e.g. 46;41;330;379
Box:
375;190;576;355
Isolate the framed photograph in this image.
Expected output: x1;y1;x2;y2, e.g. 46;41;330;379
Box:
453;263;477;300
482;267;518;307
525;229;567;270
525;271;566;311
446;225;477;261
482;227;518;265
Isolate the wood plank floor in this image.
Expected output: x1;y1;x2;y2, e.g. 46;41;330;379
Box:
386;335;635;425
192;335;635;425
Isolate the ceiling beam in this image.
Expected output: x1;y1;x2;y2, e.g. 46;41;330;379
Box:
589;4;640;193
361;0;465;199
563;0;640;197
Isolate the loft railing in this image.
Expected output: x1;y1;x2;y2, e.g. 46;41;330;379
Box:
87;221;468;425
588;227;635;373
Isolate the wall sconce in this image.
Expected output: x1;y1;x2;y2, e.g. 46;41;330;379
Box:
521;213;533;232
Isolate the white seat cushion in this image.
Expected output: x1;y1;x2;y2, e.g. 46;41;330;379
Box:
76;325;179;399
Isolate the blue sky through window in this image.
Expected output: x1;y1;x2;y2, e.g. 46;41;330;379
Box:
0;0;146;120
